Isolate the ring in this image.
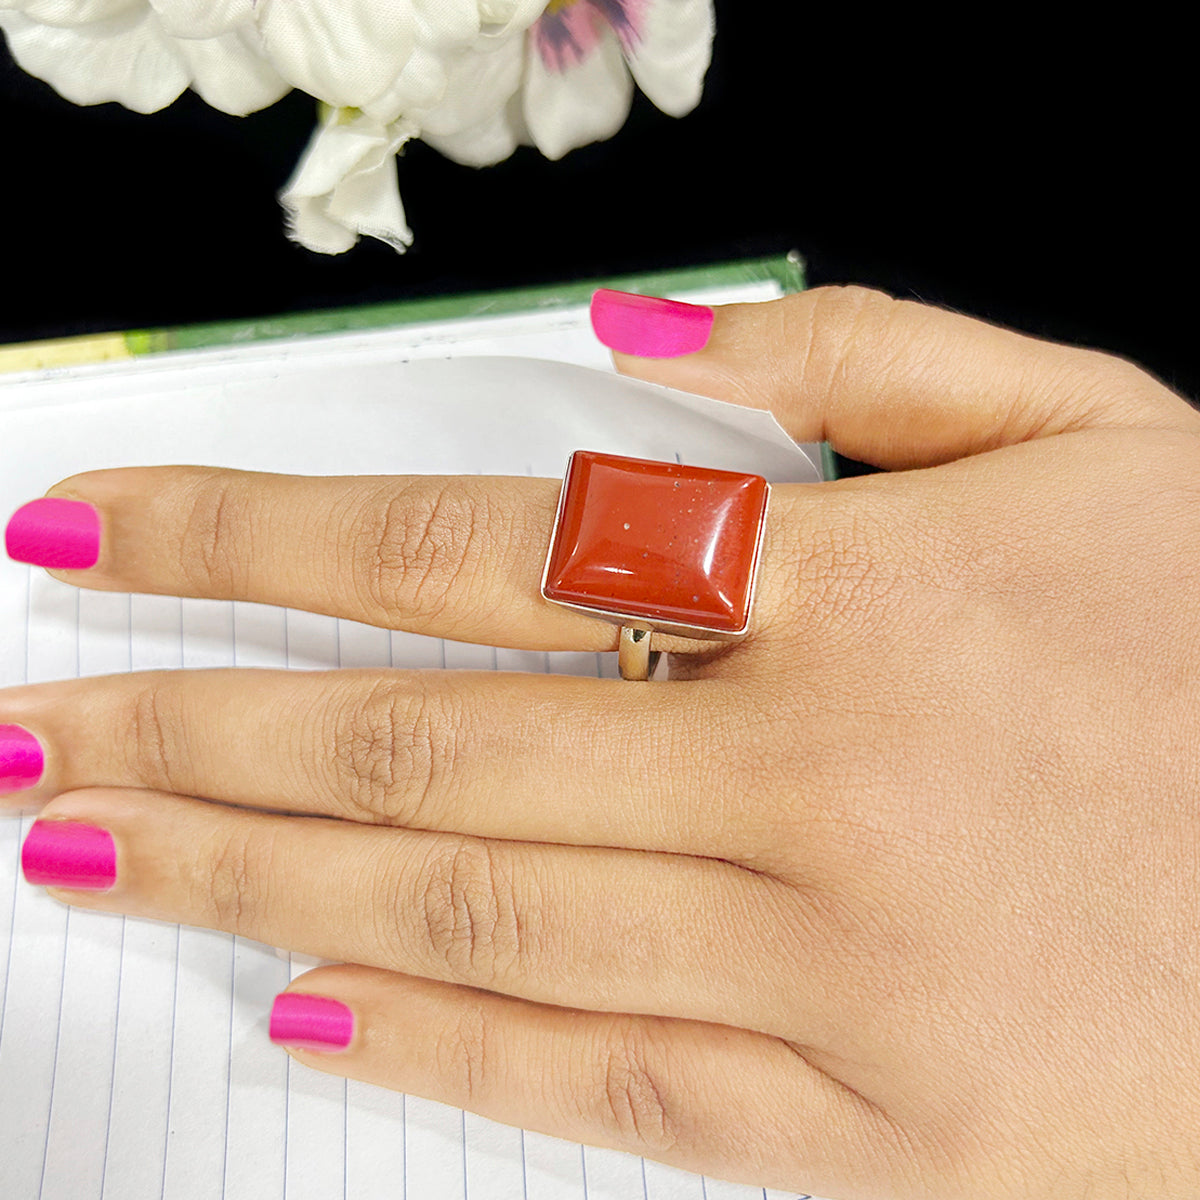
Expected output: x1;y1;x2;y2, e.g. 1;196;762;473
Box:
540;451;770;680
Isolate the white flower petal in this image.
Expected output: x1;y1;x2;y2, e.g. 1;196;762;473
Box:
410;0;481;46
0;7;188;113
255;0;417;111
522;22;633;161
280;109;415;255
623;0;713;117
360;1;532;125
5;0;139;27
175;24;291;116
145;0;255;39
359;42;448;123
428;83;531;165
477;0;549;35
420;35;523;141
423;98;521;168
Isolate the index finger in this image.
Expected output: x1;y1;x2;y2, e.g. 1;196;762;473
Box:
7;467;612;651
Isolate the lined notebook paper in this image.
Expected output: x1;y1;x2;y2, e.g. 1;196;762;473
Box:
0;285;834;1200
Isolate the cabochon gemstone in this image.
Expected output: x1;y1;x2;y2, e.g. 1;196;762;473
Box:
542;451;768;634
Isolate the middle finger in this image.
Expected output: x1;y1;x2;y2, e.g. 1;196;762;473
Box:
14;461;806;653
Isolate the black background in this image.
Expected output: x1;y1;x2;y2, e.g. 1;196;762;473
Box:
1;9;1193;401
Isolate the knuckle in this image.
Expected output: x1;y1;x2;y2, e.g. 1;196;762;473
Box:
433;997;491;1107
415;839;523;984
590;1023;679;1154
355;482;494;628
805;283;896;329
179;471;250;596
790;284;900;389
126;678;187;793
328;678;461;826
201;824;271;936
1056;346;1185;426
789;506;904;630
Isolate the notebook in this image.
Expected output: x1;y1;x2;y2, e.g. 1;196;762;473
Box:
0;260;836;1200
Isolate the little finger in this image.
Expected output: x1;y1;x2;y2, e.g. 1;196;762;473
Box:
21;790;831;1033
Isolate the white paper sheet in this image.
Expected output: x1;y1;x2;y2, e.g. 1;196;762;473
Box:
0;291;834;1200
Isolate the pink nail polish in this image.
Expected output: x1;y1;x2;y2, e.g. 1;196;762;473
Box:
270;993;354;1052
5;498;101;569
1;725;43;791
590;288;714;358
22;821;116;890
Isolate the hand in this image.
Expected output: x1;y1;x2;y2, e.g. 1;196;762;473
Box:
4;287;1199;1200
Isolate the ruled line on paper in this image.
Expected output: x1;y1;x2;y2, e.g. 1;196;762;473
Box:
160;925;181;1200
520;1128;528;1200
0;567;33;1068
0;826;18;1052
284;604;295;1200
221;933;235;1199
37;905;71;1196
283;1017;291;1200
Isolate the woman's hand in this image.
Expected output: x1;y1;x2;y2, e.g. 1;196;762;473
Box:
4;287;1199;1200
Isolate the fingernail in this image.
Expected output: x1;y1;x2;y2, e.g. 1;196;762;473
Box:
6;498;101;569
590;288;714;358
1;725;44;791
269;993;355;1053
22;820;116;890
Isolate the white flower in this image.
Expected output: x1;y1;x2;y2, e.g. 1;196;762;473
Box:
289;0;714;252
1;0;713;253
0;0;290;116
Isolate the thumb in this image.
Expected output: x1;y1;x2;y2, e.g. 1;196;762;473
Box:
591;286;1196;469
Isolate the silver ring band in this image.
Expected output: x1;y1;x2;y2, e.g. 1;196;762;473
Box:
618;626;659;681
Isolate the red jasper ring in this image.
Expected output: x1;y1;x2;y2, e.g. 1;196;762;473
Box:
540;451;771;680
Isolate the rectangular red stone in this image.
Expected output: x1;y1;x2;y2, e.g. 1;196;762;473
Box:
541;451;769;635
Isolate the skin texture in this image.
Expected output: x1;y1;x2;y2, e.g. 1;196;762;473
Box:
3;286;1200;1199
